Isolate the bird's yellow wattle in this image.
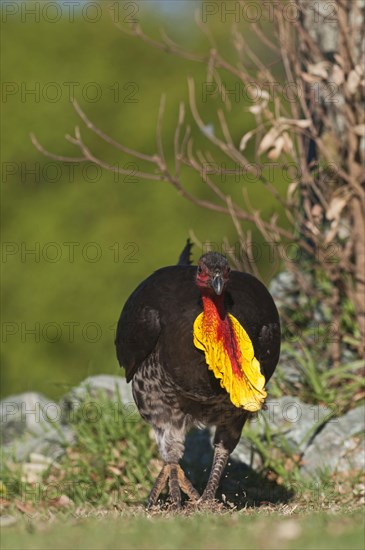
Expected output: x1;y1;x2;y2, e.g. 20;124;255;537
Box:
193;312;267;411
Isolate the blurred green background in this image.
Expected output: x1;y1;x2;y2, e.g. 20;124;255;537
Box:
2;0;287;399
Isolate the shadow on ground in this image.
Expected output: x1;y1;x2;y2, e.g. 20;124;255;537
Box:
180;429;294;509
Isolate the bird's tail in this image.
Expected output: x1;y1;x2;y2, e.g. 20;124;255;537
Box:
177;238;193;265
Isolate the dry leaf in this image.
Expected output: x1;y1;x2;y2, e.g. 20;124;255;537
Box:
268;136;285;159
308;61;329;79
107;465;122;476
334;54;344;68
20;462;48;484
311;204;323;221
325;224;339;245
15;500;35;515
282;132;293;153
302;72;321;83
249;105;263;115
347;70;360;94
112;448;120;459
287;181;298;200
277;117;310;129
66;450;81;461
290;119;311;129
248;90;269;115
267;148;280;160
332;65;344;86
56;494;74;508
259;90;270;101
239;129;255;151
29;453;54;465
256;118;309;157
326;197;347;221
353;124;365;137
257;127;281;155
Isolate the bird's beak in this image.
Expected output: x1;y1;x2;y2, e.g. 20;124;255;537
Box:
211;274;224;295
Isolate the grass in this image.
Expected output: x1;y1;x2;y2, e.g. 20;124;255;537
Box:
1;505;364;550
2;390;160;508
270;343;365;412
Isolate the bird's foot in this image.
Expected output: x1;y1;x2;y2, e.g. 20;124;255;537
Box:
147;463;200;510
199;488;216;502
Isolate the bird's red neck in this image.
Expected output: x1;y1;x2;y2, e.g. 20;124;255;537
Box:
200;290;226;319
199;290;242;378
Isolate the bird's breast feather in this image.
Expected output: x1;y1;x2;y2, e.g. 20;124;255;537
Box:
193;312;266;411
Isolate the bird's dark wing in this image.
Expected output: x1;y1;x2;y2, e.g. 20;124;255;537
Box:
256;322;281;381
226;271;281;382
177;239;193;266
115;279;162;382
115;266;199;384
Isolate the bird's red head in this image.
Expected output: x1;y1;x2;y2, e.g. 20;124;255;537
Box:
195;252;231;296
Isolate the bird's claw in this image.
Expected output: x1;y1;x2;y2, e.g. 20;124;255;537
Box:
147;463;199;510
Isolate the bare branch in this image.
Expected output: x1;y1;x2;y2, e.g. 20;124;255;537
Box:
156;94;167;168
30;133;86;163
72;100;156;164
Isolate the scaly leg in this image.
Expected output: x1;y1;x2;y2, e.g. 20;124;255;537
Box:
200;444;229;501
168;464;181;508
177;466;200;501
201;414;248;502
147;463;199;509
147;464;170;508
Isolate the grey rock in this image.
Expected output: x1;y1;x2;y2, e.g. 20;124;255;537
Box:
336;437;365;473
62;375;133;406
269;271;297;295
269;271;298;310
0;392;58;444
231;437;263;470
341;347;358;363
275;350;304;386
301;405;365;477
4;424;75;463
333;404;365;437
1;392;76;463
248;396;331;453
60;375;136;423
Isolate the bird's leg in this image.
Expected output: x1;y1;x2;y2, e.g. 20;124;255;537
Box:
201;415;248;502
200;443;229;502
147;464;170;508
147;463;199;509
177;466;200;500
168;464;181;508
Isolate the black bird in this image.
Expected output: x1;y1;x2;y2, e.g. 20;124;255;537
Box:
115;241;280;508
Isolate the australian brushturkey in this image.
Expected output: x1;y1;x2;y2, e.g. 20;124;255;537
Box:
115;241;280;508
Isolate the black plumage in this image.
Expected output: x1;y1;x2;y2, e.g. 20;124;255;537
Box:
115;243;280;507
